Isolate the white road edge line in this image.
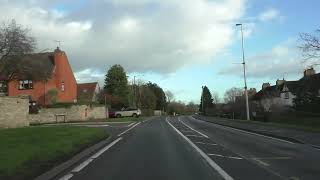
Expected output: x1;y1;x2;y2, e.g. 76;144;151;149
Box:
118;122;141;137
195;142;218;146
185;135;206;138
207;153;243;160
178;117;209;138
58;173;73;180
166;117;233;180
63;137;122;178
71;159;93;172
127;122;135;127
190;117;294;144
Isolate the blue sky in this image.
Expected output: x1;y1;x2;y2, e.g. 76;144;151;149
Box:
1;0;319;103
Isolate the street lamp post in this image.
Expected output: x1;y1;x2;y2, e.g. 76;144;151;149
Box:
236;23;250;121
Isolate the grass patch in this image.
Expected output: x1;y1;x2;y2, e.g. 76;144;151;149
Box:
0;126;109;179
107;117;144;122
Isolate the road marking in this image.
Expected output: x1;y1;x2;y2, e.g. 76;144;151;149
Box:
178;117;209;138
166;117;233;180
127;122;135;127
71;159;93;172
208;153;243;160
253;157;291;160
253;158;270;166
185;135;206;138
90;137;123;159
118;122;141;136
190;116;294;144
181;130;194;133
195;142;218;146
59;173;73;180
82;125;109;127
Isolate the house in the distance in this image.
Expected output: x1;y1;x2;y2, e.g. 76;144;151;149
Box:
252;68;320;112
0;47;77;105
77;82;100;103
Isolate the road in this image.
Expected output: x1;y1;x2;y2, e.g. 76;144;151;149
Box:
57;116;320;180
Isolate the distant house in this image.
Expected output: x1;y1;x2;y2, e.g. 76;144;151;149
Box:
252;68;320;112
77;82;100;103
0;47;77;105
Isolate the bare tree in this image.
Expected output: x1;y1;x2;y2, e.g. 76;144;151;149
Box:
165;90;174;103
212;91;220;104
0;19;36;76
224;87;243;104
299;29;320;63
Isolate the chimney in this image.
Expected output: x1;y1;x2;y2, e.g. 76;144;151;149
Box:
262;83;270;90
304;68;316;78
276;79;285;86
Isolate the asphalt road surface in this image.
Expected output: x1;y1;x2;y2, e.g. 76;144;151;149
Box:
57;116;320;180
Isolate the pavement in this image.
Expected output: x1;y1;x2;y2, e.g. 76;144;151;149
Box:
194;115;320;147
46;116;320;180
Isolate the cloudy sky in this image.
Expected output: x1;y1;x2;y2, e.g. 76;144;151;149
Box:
1;0;320;103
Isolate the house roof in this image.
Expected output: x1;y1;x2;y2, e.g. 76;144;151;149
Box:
0;52;55;80
253;73;320;100
77;82;99;102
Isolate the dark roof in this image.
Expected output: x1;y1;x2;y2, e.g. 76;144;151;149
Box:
77;82;99;102
252;85;282;100
253;73;320;100
0;52;55;80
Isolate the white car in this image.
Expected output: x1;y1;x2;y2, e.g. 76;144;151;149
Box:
115;107;141;118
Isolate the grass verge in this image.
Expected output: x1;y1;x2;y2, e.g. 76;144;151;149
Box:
203;116;320;133
0;126;109;179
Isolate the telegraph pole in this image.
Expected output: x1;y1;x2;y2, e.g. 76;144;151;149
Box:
236;23;250;120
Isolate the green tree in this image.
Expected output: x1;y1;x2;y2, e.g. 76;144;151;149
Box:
199;86;213;115
145;82;166;110
104;64;129;106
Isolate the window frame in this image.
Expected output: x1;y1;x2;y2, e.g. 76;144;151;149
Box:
18;80;33;90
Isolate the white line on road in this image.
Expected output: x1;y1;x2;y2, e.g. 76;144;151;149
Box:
195;142;218;146
90;137;123;159
185;135;206;138
166;117;234;180
118;122;141;137
190;116;295;144
207;153;243;160
71;159;93;172
252;158;270;166
178;117;209;138
60;137;122;179
127;122;135;127
59;173;73;180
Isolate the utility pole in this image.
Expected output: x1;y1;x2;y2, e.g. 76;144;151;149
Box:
201;86;204;115
236;23;250;120
133;76;136;108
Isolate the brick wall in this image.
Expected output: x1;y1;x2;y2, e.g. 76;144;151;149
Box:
0;96;29;128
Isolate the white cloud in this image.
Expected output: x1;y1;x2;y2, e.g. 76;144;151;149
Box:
259;8;280;22
219;39;307;79
0;0;246;82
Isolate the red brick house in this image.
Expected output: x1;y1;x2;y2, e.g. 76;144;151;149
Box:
1;47;77;105
77;82;100;103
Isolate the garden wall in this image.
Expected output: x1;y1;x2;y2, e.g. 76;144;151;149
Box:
28;105;106;124
0;96;29;128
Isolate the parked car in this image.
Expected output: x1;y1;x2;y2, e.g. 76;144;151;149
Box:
108;110;116;118
115;107;141;118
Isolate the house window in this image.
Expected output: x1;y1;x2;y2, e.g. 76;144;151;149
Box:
61;82;65;92
19;80;33;90
284;92;289;99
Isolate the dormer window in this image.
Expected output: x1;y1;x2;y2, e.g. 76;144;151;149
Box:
61;81;65;92
19;80;33;90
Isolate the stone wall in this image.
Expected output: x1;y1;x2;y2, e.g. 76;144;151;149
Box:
0;96;29;128
28;105;106;124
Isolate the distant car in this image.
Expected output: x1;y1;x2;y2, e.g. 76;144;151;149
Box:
115;107;141;118
108;111;116;118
